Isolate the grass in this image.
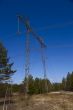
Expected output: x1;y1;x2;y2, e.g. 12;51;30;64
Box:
0;92;73;110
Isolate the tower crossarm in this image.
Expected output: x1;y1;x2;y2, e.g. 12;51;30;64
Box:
17;15;47;48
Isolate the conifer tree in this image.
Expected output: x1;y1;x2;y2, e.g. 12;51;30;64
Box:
0;42;16;82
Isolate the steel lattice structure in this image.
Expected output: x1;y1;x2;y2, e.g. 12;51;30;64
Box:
17;15;48;93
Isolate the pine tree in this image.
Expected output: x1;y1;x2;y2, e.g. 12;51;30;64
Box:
66;72;71;91
62;77;66;90
0;42;16;82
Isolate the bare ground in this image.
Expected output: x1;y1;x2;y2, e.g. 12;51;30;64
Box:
0;92;73;110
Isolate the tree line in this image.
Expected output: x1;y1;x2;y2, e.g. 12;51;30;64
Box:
10;72;73;95
62;72;73;91
22;72;73;94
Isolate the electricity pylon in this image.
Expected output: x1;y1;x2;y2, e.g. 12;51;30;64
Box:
17;15;48;94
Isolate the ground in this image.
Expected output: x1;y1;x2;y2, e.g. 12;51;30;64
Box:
0;92;73;110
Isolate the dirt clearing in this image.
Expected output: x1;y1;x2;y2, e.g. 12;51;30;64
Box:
0;92;73;110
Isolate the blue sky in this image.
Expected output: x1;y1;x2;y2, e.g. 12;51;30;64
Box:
0;0;73;83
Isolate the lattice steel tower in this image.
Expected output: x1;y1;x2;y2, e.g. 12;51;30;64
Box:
17;15;48;93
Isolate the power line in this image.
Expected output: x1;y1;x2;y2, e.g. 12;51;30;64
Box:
0;20;73;40
36;21;73;31
0;44;73;62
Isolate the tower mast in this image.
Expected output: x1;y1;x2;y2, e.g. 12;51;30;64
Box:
17;15;48;93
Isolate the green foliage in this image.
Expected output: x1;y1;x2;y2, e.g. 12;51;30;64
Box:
66;72;71;90
0;42;16;82
62;72;73;91
0;42;7;67
0;83;7;97
62;78;66;90
70;72;73;90
0;42;16;97
28;75;35;94
12;84;20;92
23;74;52;94
52;83;62;91
34;78;41;94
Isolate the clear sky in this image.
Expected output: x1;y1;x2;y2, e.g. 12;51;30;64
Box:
0;0;73;84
